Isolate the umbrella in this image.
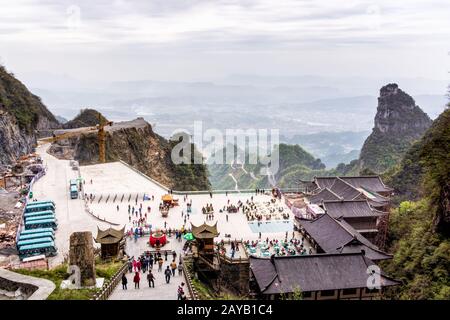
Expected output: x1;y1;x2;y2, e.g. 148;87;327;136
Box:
184;233;194;241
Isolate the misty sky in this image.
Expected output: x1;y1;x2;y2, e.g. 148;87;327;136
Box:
0;0;449;84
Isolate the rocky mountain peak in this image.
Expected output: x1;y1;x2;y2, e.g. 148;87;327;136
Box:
380;83;400;96
374;83;431;135
358;84;433;174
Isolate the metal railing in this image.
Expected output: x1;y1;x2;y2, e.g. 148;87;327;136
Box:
181;255;199;300
83;198;121;226
91;261;128;300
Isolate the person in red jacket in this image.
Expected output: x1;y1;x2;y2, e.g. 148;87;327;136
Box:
133;272;140;289
136;259;141;272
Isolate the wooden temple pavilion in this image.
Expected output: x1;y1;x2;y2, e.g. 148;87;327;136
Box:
95;226;125;259
191;222;219;255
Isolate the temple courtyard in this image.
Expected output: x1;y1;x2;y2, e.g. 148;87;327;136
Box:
31;143;312;269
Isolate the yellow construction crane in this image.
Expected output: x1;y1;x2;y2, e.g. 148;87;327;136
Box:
39;127;98;144
39;114;113;163
97;113;113;163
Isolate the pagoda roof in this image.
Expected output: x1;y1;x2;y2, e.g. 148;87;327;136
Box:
95;226;125;244
191;222;219;239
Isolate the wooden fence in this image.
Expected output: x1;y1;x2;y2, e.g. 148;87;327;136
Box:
91;261;128;300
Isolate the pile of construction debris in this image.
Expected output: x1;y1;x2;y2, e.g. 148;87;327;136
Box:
0;190;23;252
0;153;44;255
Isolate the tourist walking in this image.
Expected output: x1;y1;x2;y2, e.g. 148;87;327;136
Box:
178;262;183;276
133;272;140;289
136;259;141;272
128;259;133;273
142;257;148;273
164;251;168;261
164;266;172;284
121;273;127;290
170;260;177;276
149;255;153;269
177;283;185;300
147;271;155;288
158;258;163;272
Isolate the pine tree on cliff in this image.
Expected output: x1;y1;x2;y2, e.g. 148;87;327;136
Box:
358;83;432;174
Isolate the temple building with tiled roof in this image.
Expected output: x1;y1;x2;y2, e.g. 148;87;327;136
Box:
322;200;384;242
298;213;392;261
301;175;393;212
249;252;399;300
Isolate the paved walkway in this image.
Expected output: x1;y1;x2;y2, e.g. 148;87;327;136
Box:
32;144;112;267
109;236;188;300
0;268;55;300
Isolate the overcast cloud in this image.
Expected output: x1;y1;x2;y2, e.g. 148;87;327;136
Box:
0;0;449;84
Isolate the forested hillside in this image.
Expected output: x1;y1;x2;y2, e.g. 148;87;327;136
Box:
382;107;450;299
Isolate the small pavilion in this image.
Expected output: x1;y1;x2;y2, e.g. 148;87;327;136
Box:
95;226;125;259
191;222;219;255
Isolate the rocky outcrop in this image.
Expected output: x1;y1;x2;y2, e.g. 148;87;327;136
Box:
359;83;432;174
0;66;59;165
49;118;211;191
69;232;96;287
0;111;35;165
63;108;108;129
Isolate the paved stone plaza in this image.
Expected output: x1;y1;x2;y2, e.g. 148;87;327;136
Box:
30;143;311;299
80;161;296;243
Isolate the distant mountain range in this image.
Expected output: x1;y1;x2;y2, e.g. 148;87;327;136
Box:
16;72;448;173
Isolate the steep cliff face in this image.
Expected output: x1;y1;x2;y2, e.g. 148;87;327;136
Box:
359;84;432;174
49;118;211;191
0;110;34;165
0;66;59;165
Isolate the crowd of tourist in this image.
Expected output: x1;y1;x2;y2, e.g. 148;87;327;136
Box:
121;250;186;299
244;236;313;257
